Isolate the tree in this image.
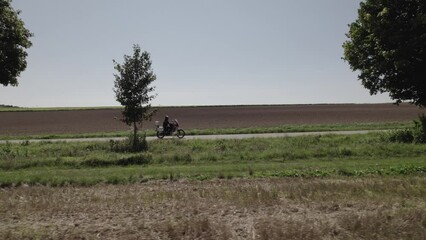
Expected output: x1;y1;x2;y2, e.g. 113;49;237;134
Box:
343;0;426;107
113;44;157;150
0;0;33;86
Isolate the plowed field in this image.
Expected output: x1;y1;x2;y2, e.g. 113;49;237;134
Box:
0;104;424;136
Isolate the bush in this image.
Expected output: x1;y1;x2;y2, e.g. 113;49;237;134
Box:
110;132;148;152
128;133;148;152
388;114;426;144
412;114;426;144
388;129;414;143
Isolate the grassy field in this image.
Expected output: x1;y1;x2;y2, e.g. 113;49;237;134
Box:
1;132;425;186
1;132;426;239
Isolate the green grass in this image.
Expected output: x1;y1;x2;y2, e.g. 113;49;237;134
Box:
0;131;139;141
0;121;412;140
187;121;410;134
0;132;425;186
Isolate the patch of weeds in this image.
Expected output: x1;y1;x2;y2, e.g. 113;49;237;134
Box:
82;154;151;167
85;143;107;151
388;114;426;144
388;165;426;175
109;132;148;152
307;169;330;177
191;144;203;152
82;157;111;167
413;114;426;143
339;148;353;156
248;167;254;176
388;129;414;143
173;153;193;163
109;139;119;151
169;172;180;181
337;169;355;176
226;174;234;179
215;140;228;152
190;174;210;181
159;153;193;164
105;176;127;185
202;153;218;162
117;153;152;166
270;170;303;178
0;142;12;155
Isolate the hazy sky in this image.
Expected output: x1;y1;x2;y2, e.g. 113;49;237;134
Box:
1;0;391;107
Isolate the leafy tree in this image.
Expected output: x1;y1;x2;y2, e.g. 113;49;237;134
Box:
343;0;426;106
0;0;33;86
113;44;157;150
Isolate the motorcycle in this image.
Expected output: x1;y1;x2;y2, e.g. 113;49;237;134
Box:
155;119;186;139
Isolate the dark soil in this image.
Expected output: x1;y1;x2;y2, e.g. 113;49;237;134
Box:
0;104;424;136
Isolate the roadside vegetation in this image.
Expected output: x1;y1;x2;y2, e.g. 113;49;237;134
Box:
388;115;426;144
0;132;425;187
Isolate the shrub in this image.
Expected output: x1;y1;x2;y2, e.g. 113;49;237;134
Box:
412;114;426;144
127;132;148;152
388;114;426;144
388;129;414;143
110;132;148;152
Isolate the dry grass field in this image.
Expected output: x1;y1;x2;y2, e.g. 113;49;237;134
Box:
1;177;425;239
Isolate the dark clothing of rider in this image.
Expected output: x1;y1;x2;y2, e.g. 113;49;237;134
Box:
163;116;170;133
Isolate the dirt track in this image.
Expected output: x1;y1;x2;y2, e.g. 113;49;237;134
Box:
0;104;424;136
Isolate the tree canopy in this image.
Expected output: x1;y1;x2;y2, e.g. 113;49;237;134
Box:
343;0;426;107
113;44;157;149
0;0;33;86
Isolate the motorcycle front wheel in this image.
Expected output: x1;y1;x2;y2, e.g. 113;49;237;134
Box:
156;131;165;139
177;129;185;139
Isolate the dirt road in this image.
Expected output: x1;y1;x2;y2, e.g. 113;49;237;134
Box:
0;130;381;144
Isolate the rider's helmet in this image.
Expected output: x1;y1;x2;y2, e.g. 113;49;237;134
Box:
165;115;169;120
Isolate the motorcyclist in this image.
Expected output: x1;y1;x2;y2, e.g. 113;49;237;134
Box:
163;115;171;134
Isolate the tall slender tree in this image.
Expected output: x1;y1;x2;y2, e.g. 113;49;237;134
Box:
0;0;33;86
113;44;157;150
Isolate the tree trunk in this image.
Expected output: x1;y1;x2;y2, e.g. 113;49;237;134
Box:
133;121;137;150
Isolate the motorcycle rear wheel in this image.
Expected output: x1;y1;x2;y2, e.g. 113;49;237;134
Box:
177;129;185;139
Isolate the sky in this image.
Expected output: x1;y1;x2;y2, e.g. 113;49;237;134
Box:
1;0;392;107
